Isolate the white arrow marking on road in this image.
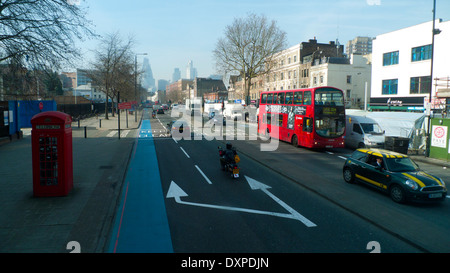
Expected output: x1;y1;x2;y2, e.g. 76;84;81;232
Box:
245;176;317;227
166;180;316;227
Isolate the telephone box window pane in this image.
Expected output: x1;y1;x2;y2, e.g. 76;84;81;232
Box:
38;137;58;186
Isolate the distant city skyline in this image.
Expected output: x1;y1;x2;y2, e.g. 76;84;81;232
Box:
76;0;450;82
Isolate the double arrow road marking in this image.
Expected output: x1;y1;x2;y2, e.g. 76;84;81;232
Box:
166;176;316;227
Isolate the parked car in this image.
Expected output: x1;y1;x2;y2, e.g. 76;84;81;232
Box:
157;108;164;114
343;148;447;203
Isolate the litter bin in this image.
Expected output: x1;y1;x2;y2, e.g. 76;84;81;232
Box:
31;111;73;197
384;136;410;155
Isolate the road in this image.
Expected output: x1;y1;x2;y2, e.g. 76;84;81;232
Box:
137;109;450;253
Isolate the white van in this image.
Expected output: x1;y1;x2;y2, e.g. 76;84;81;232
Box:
224;103;245;120
345;115;385;149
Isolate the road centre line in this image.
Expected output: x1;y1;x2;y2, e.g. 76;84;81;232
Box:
180;147;190;158
195;165;213;184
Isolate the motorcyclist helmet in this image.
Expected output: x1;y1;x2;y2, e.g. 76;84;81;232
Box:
226;143;232;150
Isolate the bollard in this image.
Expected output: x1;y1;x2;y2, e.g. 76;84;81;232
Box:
78;119;80;128
99;119;102;128
84;126;87;138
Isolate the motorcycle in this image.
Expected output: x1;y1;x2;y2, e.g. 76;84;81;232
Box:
218;146;240;179
152;112;156;119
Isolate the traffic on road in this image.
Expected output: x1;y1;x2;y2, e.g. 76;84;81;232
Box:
119;106;450;253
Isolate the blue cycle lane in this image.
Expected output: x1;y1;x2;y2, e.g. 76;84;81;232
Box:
108;116;173;253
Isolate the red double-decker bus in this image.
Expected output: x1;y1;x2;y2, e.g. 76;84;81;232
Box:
258;86;346;148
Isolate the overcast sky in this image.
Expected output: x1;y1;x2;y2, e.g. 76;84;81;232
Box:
75;0;450;82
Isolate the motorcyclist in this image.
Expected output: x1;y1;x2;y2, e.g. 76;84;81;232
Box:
220;143;238;170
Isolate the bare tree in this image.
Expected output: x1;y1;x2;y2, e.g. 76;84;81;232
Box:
0;0;95;69
213;13;287;105
90;32;135;119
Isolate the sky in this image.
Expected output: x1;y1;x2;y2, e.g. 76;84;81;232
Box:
74;0;450;83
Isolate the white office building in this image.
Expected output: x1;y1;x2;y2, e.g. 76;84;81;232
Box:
371;19;450;111
74;83;106;102
310;54;371;109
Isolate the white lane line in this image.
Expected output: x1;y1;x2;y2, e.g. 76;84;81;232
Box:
107;131;117;137
180;147;190;158
338;156;347;160
195;165;213;185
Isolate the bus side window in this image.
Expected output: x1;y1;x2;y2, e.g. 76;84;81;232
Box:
304;91;312;105
277;92;285;104
303;117;313;132
278;114;284;127
264;113;271;124
294;91;303;105
273;93;278;104
261;94;267;104
285;92;293;104
267;93;273;104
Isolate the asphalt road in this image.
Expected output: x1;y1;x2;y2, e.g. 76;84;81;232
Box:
149;111;449;253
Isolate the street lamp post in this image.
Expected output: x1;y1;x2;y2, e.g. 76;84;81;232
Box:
426;0;440;157
135;53;148;122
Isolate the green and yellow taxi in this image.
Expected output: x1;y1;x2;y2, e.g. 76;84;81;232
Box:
343;148;447;203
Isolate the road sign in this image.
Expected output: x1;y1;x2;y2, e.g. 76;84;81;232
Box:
39;102;44;110
118;102;132;109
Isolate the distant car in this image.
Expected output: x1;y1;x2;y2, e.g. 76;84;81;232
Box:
157;109;164;114
162;104;169;110
167;120;190;139
343;148;447;203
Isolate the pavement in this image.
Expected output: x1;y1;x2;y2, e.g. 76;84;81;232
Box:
0;109;142;253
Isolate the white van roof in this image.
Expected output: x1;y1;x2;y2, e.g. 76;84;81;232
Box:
347;114;378;124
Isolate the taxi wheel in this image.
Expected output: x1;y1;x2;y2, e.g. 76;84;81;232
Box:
343;168;355;183
390;184;406;203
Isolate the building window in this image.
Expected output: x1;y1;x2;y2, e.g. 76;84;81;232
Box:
411;45;432;62
383;51;399;66
382;79;398;95
410;76;431;94
320;76;324;84
347;75;352;84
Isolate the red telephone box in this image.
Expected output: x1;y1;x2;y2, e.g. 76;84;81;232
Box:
31;111;73;197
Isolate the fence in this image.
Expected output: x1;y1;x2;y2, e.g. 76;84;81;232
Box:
57;102;112;120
